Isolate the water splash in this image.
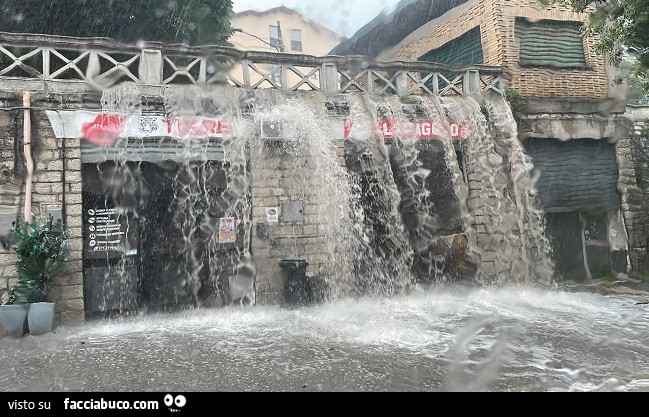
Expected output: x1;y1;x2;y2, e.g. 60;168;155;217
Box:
2;287;647;391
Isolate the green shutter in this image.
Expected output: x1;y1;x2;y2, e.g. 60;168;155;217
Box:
516;19;587;67
418;26;484;66
523;139;621;213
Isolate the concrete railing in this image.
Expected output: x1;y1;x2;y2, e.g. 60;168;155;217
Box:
0;32;504;97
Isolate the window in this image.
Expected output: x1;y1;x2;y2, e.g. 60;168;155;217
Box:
291;29;302;52
515;19;587;68
418;27;484;66
269;27;281;82
269;25;280;50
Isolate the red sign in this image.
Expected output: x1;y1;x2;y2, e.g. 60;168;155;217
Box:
343;119;466;140
81;114;230;147
162;118;230;138
81;115;126;147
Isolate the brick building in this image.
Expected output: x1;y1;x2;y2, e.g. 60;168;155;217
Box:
332;0;611;99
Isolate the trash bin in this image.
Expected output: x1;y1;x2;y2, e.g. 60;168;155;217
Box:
280;259;309;307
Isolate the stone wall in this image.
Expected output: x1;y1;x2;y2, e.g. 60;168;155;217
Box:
460;97;526;282
0;93;86;328
0;96;21;312
624;106;649;274
382;0;608;99
249;95;352;305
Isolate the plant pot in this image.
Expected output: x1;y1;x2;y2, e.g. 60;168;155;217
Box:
0;304;28;338
27;302;55;336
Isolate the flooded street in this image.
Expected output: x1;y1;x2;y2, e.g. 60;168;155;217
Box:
2;286;648;392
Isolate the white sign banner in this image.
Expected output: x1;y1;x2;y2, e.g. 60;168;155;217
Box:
46;111;230;147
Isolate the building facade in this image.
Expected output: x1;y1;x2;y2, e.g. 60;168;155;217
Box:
229;7;344;89
230;6;343;55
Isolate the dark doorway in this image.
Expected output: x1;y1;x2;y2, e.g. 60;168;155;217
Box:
82;160;244;315
545;211;612;282
545;212;587;282
583;213;611;278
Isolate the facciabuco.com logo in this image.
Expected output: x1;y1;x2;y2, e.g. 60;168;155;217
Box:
63;398;159;410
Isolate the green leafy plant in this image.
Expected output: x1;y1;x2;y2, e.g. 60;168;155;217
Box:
4;219;69;306
602;274;617;287
505;87;523;109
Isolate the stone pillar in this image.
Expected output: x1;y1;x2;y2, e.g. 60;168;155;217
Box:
321;63;339;95
464;70;481;99
620;107;649;274
139;49;163;85
31;111;85;325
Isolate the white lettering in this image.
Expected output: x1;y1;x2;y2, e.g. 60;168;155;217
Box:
382;121;393;137
421;122;432;137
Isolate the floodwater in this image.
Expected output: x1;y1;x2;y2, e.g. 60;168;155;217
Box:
1;285;648;392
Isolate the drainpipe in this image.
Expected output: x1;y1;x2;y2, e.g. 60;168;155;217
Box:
23;92;33;223
510;146;531;283
579;213;593;280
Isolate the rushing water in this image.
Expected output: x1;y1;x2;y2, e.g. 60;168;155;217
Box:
1;286;647;392
81;83;558;313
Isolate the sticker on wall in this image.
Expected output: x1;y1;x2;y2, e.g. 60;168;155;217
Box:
266;207;279;224
219;217;236;244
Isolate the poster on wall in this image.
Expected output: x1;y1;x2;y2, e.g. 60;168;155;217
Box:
219;217;236;244
266;207;279;224
84;206;137;259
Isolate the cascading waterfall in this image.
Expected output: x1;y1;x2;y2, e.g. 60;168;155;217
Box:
344;94;415;295
85;83;145;312
85;84;254;312
86;82;557;312
482;93;555;285
163;86;253;307
441;95;526;283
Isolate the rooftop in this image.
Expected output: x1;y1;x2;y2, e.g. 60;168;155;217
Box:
330;0;470;57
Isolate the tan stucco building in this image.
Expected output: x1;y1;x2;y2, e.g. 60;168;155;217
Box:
230;7;344;56
229;7;344;89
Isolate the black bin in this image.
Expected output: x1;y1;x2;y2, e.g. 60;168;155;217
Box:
280;259;309;307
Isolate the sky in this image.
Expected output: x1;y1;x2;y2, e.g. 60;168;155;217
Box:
232;0;403;38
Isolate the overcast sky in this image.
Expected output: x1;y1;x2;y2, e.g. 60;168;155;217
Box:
232;0;403;38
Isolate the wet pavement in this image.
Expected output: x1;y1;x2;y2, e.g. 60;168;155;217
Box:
1;285;648;392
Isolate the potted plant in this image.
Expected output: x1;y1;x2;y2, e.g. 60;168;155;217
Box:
3;219;69;336
0;287;28;338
